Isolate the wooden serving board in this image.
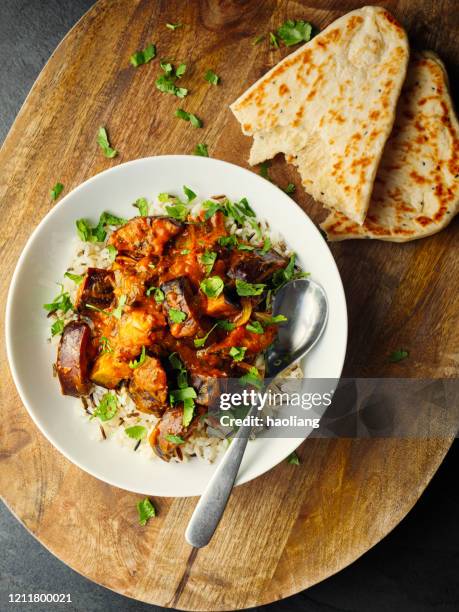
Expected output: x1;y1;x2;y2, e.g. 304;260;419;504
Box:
1;0;458;609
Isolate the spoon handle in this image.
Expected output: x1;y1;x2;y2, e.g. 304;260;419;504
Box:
185;403;258;548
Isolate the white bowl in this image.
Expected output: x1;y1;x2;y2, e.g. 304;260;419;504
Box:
5;156;347;497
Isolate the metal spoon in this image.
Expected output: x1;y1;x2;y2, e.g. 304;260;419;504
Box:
185;278;329;548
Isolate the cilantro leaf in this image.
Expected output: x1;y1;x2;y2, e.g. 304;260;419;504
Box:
169;308;187;324
217;319;236;331
165;203;189;221
194;322;218;348
125;425;147;440
133;197;149;216
259;160;271;180
199;250;217;275
170;387;197;402
137;498;156;525
183;185;196;201
50;182;64;200
239;366;262;389
182;398;195;427
43;286;73;314
96;126;118;158
106;244;117;261
176;62;186;77
166;434;185;444
174;108;202;128
112;294;127;319
205;69;220;85
229;346;247;362
246;321;264;334
284;183;296;194
166;23;182;30
51;318;65;337
129;345;147;369
130;43;156;67
287;451;300;465
64;272;83;284
253;34;265;45
269;32;279;48
194;143;209;157
92;393;118;421
200;276;224;298
277;20;313;46
218;235;239;248
389;349;409;363
235;279;265;296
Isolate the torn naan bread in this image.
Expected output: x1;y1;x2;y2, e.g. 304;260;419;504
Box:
230;6;409;224
322;51;459;241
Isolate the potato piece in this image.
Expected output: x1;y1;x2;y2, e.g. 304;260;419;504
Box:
90;352;132;389
113;308;158;360
74;268;114;315
128;356;168;415
108;216;182;258
57;321;92;397
203;292;239;318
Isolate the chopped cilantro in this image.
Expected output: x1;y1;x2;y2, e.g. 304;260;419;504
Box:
182;399;195;427
112;294;127;319
92;393;118;421
165;434;185;444
246;321;264;334
64;271;83;284
287;451;300;465
277;20;313;46
284;183;296;194
200;276;224;298
96;126;118;158
253;34;265;45
125;425;147;440
183;185;197;201
229;346;247;362
166;23;182;30
175;108;202;127
262;236;271;253
259;160;271;180
205;69;220;85
269;32;279;48
51;318;65;337
170;387;197;402
133;197;149;216
43;286;73;314
106;244;117;261
165;202;189;221
130;43;156;67
217;319;236;331
218;235;238;248
194;322;219;348
137;497;156;525
50;182;64;200
99;336;113;354
194;143;209;157
389;349;409;363
129;345;146;369
199;250;217;275
169;308;187;324
235;279;265;296
239;366;262;389
154;288;165;303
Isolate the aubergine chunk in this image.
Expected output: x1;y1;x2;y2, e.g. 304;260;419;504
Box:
128;356;168;416
190;368;228;407
227;249;287;283
74;268;115;315
57;321;93;397
108;216;182;258
149;406;192;461
161;276;200;338
203;292;239;318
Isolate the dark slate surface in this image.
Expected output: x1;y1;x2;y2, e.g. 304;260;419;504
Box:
1;1;458;611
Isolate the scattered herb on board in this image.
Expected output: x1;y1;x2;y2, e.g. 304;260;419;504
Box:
284;183;296;194
259;161;271;180
277;20;313;46
130;43;156;67
96;126;118;158
253;34;265;45
205;69;220;85
194;143;209;156
287;451;300;465
155;61;188;98
269;32;279;48
389;349;409;363
137;497;156;525
175;108;203;127
50;182;64;200
166;22;182;30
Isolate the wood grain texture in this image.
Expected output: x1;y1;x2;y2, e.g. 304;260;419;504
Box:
0;0;457;609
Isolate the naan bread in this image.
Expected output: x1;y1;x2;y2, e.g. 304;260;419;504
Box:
322;51;459;241
230;6;409;224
